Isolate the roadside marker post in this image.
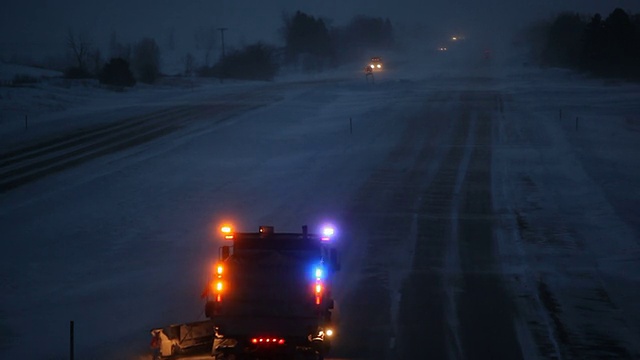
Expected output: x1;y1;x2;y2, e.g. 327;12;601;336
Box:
70;320;74;360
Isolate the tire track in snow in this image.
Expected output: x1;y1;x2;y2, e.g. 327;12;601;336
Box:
455;93;522;360
396;92;471;360
0;91;279;193
397;91;523;360
493;92;640;360
336;91;456;359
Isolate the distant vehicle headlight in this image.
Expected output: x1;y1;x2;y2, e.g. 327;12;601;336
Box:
376;64;381;68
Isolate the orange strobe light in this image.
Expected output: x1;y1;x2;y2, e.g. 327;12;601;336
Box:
221;225;234;239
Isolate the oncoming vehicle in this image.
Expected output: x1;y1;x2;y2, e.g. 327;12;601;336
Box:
151;224;340;360
368;56;383;71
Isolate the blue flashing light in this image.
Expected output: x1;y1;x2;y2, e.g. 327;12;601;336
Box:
315;267;323;279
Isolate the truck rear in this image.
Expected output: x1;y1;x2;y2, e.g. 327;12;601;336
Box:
204;225;339;360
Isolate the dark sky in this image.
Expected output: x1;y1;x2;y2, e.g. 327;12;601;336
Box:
2;0;639;62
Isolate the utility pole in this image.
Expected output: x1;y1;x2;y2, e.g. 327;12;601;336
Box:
217;27;227;59
217;27;228;83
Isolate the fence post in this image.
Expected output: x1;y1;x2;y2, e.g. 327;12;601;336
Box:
70;320;74;360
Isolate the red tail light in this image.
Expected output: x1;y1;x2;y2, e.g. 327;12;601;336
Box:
251;337;286;345
314;279;324;305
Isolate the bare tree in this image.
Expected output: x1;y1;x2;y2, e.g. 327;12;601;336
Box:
67;30;91;71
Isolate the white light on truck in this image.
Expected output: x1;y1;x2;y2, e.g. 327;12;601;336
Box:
323;227;334;236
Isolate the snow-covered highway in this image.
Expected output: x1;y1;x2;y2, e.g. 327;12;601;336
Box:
1;56;639;359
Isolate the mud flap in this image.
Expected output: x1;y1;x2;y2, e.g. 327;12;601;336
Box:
212;337;238;356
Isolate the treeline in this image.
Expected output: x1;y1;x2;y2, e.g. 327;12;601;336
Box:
64;31;160;87
279;11;394;71
201;11;395;77
527;8;640;79
60;11;394;86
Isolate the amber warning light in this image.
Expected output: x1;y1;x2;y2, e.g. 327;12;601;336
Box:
221;225;234;239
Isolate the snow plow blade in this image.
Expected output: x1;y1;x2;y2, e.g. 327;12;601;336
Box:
151;320;216;359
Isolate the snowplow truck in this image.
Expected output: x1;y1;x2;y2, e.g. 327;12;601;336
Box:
207;225;339;360
151;225;340;360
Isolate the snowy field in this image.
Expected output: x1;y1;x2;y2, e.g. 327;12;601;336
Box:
1;51;639;359
493;68;640;358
